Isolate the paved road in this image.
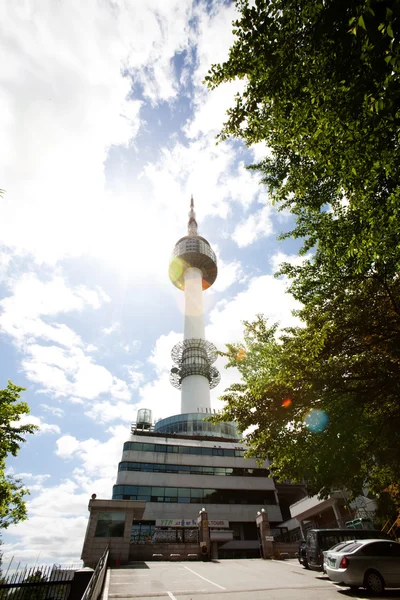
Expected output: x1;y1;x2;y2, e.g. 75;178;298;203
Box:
103;558;400;600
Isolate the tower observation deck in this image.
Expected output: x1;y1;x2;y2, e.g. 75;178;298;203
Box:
168;197;220;414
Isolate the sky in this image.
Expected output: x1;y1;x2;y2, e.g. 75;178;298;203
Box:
0;0;304;567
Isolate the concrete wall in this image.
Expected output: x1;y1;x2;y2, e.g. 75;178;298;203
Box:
140;502;282;523
117;471;276;492
81;499;145;568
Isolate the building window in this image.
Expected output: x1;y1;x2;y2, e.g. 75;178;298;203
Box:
118;461;269;477
95;512;126;537
112;485;276;505
123;441;245;458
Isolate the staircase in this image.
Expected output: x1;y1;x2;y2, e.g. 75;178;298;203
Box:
382;512;400;538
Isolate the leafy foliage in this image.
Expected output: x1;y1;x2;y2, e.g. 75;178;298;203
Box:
205;0;400;279
217;303;400;498
207;0;400;499
0;382;38;530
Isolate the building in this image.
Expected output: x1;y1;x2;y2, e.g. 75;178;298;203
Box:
109;198;306;558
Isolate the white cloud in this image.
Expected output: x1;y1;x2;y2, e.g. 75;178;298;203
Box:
207;275;301;348
39;404;64;418
102;322;120;335
2;426;131;565
191;1;238;88
0;0;194;266
250;141;273;163
147;331;181;375
0;273;132;409
0;274;108;349
232;203;274;247
14;415;61;435
212;248;243;293
85;400;136;425
269;250;313;275
125;366;144;389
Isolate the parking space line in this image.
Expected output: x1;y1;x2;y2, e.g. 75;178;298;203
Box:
167;592;178;600
183;565;227;590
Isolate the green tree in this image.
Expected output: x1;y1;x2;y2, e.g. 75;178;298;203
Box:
205;0;400;280
0;382;38;530
207;0;400;500
217;300;400;499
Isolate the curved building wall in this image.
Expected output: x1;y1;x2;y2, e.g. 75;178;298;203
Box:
153;413;238;440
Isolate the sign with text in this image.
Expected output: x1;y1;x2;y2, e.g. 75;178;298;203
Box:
265;535;274;541
209;520;229;528
155;518;230;528
156;519;197;528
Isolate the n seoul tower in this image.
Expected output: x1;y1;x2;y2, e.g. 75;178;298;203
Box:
169;197;220;414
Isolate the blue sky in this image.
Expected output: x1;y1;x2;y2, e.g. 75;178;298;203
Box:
0;0;304;566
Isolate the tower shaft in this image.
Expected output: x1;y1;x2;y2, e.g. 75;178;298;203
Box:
169;197;220;411
183;267;205;339
182;267;210;413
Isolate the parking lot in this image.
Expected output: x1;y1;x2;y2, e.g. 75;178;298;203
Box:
103;558;400;600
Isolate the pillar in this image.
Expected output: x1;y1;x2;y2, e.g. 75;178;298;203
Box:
256;509;273;559
197;509;210;561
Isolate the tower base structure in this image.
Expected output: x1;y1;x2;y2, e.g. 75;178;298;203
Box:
107;415;307;560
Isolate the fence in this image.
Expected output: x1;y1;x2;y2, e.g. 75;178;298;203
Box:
81;546;109;600
0;563;75;599
152;529;198;544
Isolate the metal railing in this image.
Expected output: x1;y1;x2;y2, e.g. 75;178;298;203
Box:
81;546;109;600
0;563;75;599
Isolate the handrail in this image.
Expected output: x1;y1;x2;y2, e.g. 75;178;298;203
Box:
81;546;109;600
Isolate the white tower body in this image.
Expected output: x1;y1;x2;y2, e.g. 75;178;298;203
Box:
169;197;220;414
182;266;210;413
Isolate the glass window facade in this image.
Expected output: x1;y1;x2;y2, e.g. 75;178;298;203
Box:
112;485;276;505
95;512;125;537
153;413;237;439
123;441;244;457
131;521;155;544
118;461;269;477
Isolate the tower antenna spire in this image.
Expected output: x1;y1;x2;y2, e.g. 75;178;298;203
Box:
188;194;198;236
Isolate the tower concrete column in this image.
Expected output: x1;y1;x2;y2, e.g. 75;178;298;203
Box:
184;267;205;339
169;197;220;413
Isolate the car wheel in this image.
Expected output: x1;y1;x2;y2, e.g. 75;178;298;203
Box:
364;570;385;595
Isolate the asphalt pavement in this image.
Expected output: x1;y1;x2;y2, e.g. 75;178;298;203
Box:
103;558;400;600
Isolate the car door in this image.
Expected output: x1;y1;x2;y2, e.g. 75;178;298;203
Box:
360;541;399;586
382;542;400;587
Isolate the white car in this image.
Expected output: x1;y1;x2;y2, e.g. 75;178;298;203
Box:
322;540;357;572
325;538;400;594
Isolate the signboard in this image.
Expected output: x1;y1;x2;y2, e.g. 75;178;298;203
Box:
265;535;274;541
209;520;229;528
156;519;197;528
156;518;230;528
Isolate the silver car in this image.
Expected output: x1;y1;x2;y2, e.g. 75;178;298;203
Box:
325;538;400;594
322;540;357;573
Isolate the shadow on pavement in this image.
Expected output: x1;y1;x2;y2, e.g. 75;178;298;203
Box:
337;586;400;598
118;561;150;569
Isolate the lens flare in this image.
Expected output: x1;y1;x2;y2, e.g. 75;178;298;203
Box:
305;409;329;432
236;348;246;361
169;257;186;288
282;398;292;408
